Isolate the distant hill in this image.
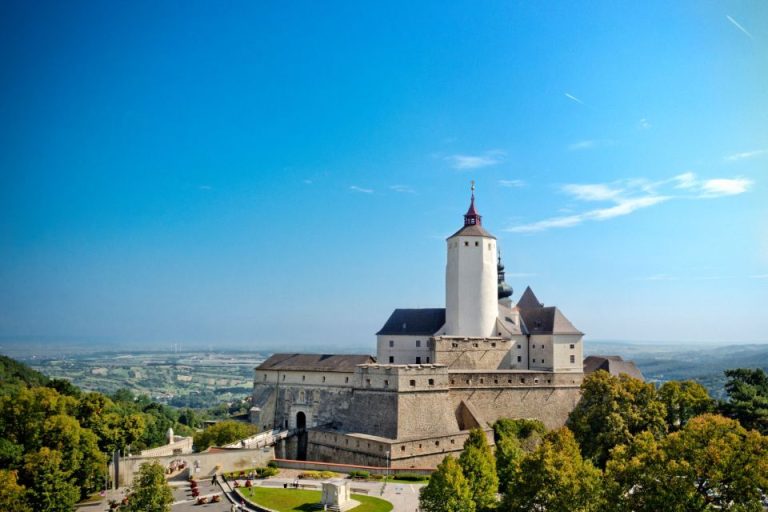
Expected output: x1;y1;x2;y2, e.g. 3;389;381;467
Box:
0;354;49;388
585;341;768;399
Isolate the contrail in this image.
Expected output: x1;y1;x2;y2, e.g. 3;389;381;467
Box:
726;15;753;39
564;93;584;105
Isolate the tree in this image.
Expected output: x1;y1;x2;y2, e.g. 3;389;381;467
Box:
605;414;768;512
503;428;603;512
0;469;31;512
458;429;498;511
721;368;768;434
122;461;173;512
22;448;80;512
193;420;258;451
658;380;714;431
566;371;667;467
420;456;476;512
494;434;523;498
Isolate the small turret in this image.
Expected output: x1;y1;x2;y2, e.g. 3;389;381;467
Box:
497;253;513;300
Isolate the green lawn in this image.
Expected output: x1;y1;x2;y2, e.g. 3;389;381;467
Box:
239;487;393;512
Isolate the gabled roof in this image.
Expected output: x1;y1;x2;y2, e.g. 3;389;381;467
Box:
519;306;583;335
448;224;496;239
584;355;644;381
257;353;375;373
517;286;543;309
377;308;446;336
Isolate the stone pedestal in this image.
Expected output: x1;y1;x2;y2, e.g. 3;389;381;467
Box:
320;479;358;511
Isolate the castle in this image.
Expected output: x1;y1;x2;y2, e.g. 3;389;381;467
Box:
250;185;584;468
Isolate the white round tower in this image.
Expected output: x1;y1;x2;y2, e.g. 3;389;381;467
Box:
444;184;498;337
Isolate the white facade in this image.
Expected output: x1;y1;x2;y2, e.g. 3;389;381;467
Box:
376;335;433;365
444;234;498;337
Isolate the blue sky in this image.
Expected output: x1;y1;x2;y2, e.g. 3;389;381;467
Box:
0;1;766;350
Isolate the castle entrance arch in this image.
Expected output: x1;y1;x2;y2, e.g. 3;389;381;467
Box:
296;412;308;460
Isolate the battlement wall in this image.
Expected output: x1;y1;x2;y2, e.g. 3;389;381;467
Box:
353;364;449;391
431;336;518;370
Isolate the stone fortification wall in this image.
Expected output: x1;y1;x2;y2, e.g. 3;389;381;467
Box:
305;429;490;469
432;336;516;370
114;447;274;486
138;436;193;458
448;371;583;429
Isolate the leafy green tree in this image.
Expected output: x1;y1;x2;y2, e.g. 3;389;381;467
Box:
720;368;768;434
658;380;714;431
605;414;768;512
0;469;31;512
121;461;173;512
22;448;80;512
193;420;258;451
494;434;523;498
458;429;498;511
567;371;667;467
503;428;603;512
419;456;476;512
0;355;49;388
492;418;545;445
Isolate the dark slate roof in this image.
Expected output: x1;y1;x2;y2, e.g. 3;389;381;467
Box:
257;353;375;373
376;308;446;336
583;355;644;381
519;306;583;335
448;224;497;239
517;286;543;309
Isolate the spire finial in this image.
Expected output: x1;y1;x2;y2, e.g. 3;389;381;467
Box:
471;180;475;193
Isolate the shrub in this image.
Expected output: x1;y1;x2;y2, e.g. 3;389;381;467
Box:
349;470;370;479
267;461;278;469
298;470;338;480
393;472;427;481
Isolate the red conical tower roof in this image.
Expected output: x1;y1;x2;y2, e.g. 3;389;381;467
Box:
464;181;482;226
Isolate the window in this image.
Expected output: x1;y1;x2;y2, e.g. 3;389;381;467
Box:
491;342;497;347
474;241;479;247
384;380;389;387
401;446;406;451
435;441;440;446
452;343;458;348
507;379;512;383
517;344;522;349
532;359;536;363
569;344;575;349
322;376;326;383
473;343;478;348
389;356;394;363
451;439;455;444
282;375;286;381
366;379;371;386
409;379;416;387
302;375;306;381
570;355;576;364
428;379;434;386
534;378;539;384
520;378;526;383
517;356;522;363
416;357;421;364
480;378;484;384
426;357;430;363
263;374;267;381
345;377;349;383
389;340;394;347
464;241;469;247
494;379;498;384
416;339;421;347
488;243;491;250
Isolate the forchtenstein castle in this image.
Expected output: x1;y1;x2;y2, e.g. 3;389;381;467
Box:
250;186;584;468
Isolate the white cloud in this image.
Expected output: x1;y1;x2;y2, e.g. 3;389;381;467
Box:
699;178;753;197
725;149;767;161
389;185;415;194
567;139;613;151
726;15;753;39
562;184;623;202
498;179;525;188
638;118;651;130
445;150;504;170
349;185;373;194
506;172;753;233
565;93;584;105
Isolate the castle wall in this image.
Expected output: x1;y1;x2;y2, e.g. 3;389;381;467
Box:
432;336;515;370
447;371;583;429
552;334;583;372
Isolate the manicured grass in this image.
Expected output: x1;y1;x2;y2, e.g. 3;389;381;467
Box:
384;476;429;484
239;487;393;512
